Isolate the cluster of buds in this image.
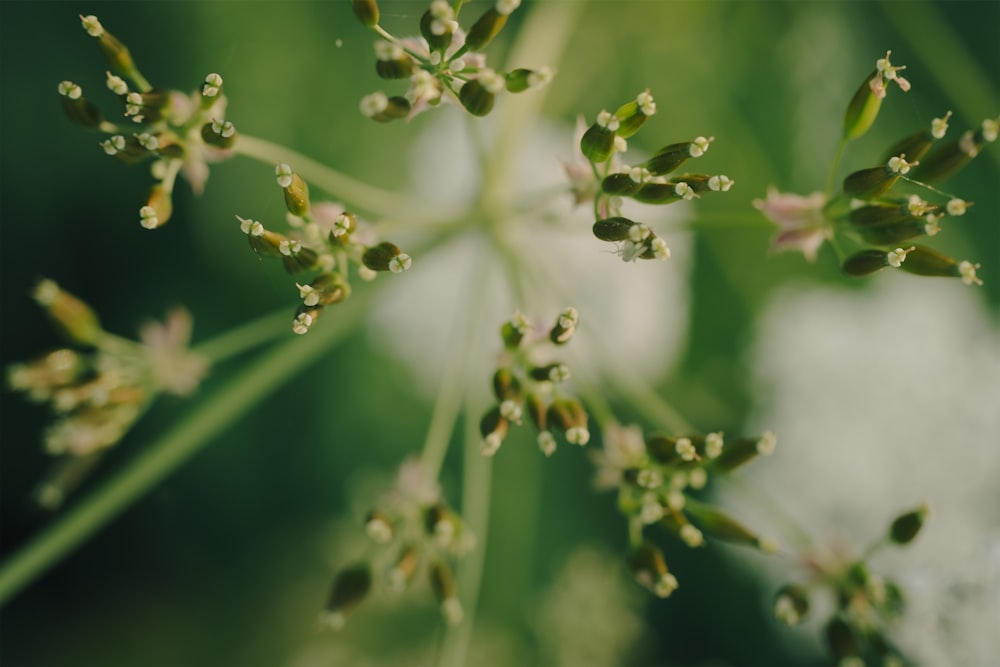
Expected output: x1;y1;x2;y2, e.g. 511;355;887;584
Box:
60;16;239;228
351;0;553;121
237;163;412;334
578;90;734;262
593;423;777;598
756;50;997;286
478;308;589;458
773;503;930;665
320;460;474;629
5;279;208;508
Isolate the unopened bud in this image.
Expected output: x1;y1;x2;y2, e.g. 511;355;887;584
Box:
364;510;394;543
420;5;455;52
360;92;410;122
492;368;522;403
826;615;861;661
844;68;883;140
352;0;380;27
614;90;656;138
362;242;411;273
685;501;771;551
429;560;464;625
547;397;589;445
464;7;508;52
479;405;508;456
504;67;553;93
580;111;618;163
140;183;172;229
201;118;237;149
281;171;310;217
459;70;504;117
889;503;929;544
628;541;678;598
549;307;578;344
321;564;372;630
841;249;891;277
33;280;104;347
593;216;638;241
773;584;810;626
58;82;103;128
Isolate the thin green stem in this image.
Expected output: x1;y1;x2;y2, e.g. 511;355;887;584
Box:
611;374;696;435
192;306;295;364
825;137;848;197
714;473;815;553
0;299;363;607
234;134;435;219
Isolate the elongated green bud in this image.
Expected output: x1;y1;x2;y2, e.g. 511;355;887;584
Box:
320;563;372;630
844;69;882;140
429;561;464;625
613;90;656;138
889;503;929;544
685;502;772;551
464;7;507;51
593;216;638;241
601;173;642;197
492;368;522;403
627;542;678;598
362;242;412;273
841;249;890;277
33;280;104;347
580;110;619;163
842;155;916;199
352;0;379;27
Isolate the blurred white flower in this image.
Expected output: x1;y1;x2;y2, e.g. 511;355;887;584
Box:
369;107;692;397
730;276;1000;664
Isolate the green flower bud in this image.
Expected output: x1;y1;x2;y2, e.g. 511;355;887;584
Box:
364;510;394;543
420;8;454;52
841;249;890;277
645;434;681;465
282;172;310;217
504;67;552;93
593;216;637;241
322;563;372;629
140;183;172;230
387;544;420;590
362;242;412;273
826;616;861;660
844;69;882;140
601;173;642;197
525;393;547;432
547;397;589;445
613;90;656;139
429;560;464;625
889;503;929;544
360;92;411;123
580;111;618;163
479;405;508;456
298;273;350;307
352;0;379;27
856;220;927;245
549;307;578;344
909;119;995;183
464;7;508;51
492;368;522;403
894;244;964;279
685;501;771;550
773;584;810;626
376;57;413;80
32;280;104;347
58;82;103;128
529;362;570;383
458;79;496;117
712;432;775;470
631;182;687;205
627;541;678;598
842;160;907;200
201;119;237;149
424;503;461;543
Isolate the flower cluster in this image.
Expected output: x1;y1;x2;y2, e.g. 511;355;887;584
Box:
756;51;997;286
352;0;553;121
61;16;239;228
578;90;734;262
320;460;474;630
478;308;589;458
593;423;777;598
237;163;412;334
6;279;208;508
773;504;930;666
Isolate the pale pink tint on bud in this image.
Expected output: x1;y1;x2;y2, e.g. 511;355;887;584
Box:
753;187;828;262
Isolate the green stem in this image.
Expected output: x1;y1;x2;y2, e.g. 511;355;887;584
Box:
0;299;363;607
234;134;434;219
825;137;848;197
192;305;295;364
611;374;696;435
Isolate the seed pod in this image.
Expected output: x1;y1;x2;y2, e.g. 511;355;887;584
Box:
909;126;988;183
889;503;929;544
631;182;685;204
856;220;928;245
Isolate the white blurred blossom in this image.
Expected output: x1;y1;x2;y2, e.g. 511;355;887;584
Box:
730;276;1000;664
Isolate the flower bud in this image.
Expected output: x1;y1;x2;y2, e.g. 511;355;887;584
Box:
549;307;578;344
479;405;508;456
458;79;496;117
140;183;172;229
841;249;891;277
58;82;104;128
360;92;411;122
843;69;883;140
504;67;553;93
826;615;861;661
773;584;810;626
464;7;508;52
425;503;461;544
685;502;771;551
593;216;638;242
613;90;656;139
492;367;522;403
352;0;380;27
321;563;372;630
529;362;570;383
364;510;394;544
387;544;420;591
500;315;527;350
81;16;142;85
547;397;589;445
201;119;237;149
893;244;973;281
842;158;910;200
889;503;929;544
298;273;351;307
429;561;464;625
525;393;547;432
631;182;687;205
856;220;927;245
362;242;412;273
33;280;104;347
282;171;311;217
420;6;455;52
627;541;678;598
580;111;619;163
280;241;320;274
909;119;996;183
711;432;775;471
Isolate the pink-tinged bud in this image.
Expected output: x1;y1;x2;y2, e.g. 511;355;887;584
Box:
32;280;104;347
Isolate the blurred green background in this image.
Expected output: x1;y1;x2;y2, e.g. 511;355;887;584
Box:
1;1;997;665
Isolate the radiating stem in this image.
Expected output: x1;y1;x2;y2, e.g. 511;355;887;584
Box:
192;305;296;364
0;299;364;607
234;134;435;219
611;373;696;435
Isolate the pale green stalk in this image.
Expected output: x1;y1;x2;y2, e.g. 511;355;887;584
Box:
611;374;696;435
192;305;297;364
0;299;364;607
